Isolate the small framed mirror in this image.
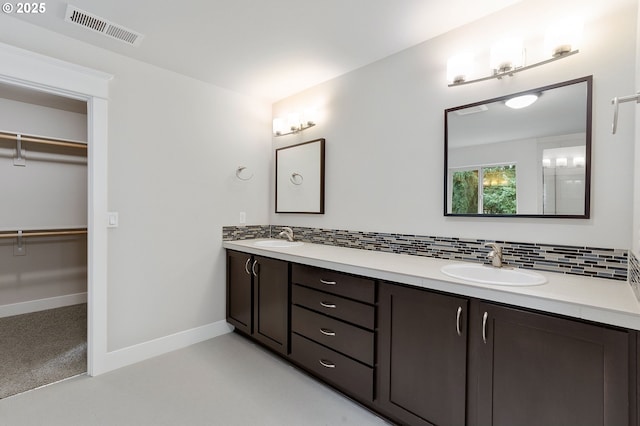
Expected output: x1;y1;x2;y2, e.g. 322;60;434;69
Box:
276;138;325;214
444;76;592;218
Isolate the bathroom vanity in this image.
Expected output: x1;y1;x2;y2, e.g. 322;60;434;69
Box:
224;239;640;426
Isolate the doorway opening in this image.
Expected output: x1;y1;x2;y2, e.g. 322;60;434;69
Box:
0;82;89;398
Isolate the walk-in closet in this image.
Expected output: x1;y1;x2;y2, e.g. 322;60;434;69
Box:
0;82;88;399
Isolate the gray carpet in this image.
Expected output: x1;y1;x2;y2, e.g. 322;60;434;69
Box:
0;303;87;399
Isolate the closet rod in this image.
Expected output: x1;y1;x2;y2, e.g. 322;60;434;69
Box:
0;132;87;150
0;229;88;239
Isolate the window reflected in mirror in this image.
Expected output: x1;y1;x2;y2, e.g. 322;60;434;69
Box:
451;165;516;215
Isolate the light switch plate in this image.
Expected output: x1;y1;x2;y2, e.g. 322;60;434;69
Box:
107;212;119;228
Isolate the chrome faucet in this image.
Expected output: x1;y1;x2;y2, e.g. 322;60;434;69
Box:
485;243;503;268
278;227;294;242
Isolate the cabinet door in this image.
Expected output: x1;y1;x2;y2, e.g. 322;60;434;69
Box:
253;256;289;355
469;301;630;426
226;250;253;335
378;282;469;426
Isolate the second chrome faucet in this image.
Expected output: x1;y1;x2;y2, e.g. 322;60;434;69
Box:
485;243;503;267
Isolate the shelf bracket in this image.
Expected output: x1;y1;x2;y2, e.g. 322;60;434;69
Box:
13;134;26;166
14;230;26;256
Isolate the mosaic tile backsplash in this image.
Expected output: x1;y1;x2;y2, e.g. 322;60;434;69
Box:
630;252;640;299
223;225;629;282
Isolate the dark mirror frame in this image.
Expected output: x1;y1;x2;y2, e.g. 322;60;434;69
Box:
444;76;593;219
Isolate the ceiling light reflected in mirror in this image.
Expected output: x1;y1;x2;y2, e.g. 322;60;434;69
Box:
505;94;539;109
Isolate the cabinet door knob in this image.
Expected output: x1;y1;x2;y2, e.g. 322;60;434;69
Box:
320;328;336;337
251;260;258;277
482;311;489;344
456;306;463;336
320;302;337;309
320;279;337;285
319;359;336;369
244;258;251;275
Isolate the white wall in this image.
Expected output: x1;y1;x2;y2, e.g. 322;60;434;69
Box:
272;0;637;250
0;17;272;351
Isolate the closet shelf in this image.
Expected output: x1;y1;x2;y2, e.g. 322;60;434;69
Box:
0;228;88;239
0;132;87;150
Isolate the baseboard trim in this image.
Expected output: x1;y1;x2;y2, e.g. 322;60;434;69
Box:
0;292;87;318
100;320;233;375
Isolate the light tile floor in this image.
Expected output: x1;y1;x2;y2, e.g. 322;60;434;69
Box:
0;332;390;425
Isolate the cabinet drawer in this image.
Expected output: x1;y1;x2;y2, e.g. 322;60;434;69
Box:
293;284;375;330
292;263;375;303
292;305;374;366
291;333;373;402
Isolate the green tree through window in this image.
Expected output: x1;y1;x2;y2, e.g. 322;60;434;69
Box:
451;165;516;214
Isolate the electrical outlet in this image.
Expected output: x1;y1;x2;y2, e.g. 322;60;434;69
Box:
239;211;246;225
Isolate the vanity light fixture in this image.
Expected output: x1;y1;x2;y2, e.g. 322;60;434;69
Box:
273;109;317;137
447;17;582;87
544;17;583;58
490;37;524;75
446;53;474;84
505;94;539;109
555;157;568;167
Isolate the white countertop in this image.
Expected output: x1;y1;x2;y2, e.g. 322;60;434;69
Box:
223;238;640;332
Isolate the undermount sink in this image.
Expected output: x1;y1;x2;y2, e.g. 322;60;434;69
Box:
254;240;304;248
441;263;547;286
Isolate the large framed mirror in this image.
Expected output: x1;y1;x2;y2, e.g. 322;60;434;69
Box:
444;76;592;218
276;138;325;214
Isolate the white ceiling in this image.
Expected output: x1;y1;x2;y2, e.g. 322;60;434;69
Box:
9;0;523;102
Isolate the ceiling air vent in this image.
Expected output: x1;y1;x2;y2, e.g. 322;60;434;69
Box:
64;5;144;47
455;104;488;116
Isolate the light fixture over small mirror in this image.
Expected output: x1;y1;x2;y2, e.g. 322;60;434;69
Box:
273;108;317;137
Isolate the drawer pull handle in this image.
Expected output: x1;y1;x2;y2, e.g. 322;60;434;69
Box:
320;328;336;337
320;302;337;309
456;306;462;337
319;359;336;369
320;279;337;285
244;258;251;275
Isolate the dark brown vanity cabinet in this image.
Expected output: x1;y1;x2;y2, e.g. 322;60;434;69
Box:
377;280;634;426
290;264;376;402
468;301;632;426
377;282;469;426
226;251;637;425
226;250;289;355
